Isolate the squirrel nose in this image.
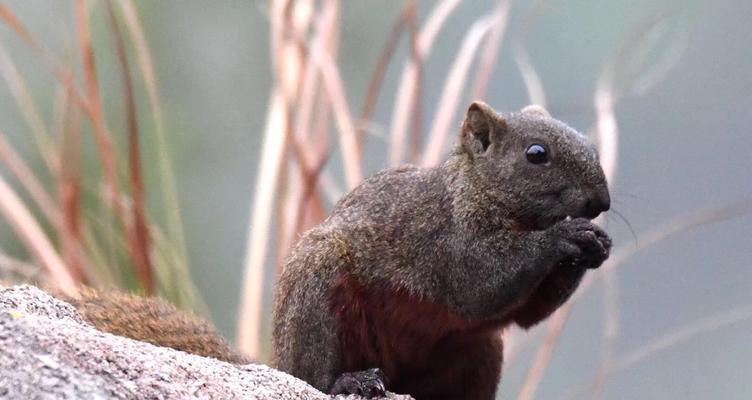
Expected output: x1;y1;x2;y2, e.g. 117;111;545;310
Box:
584;192;610;219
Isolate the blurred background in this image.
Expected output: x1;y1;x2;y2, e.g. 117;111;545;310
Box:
0;0;750;399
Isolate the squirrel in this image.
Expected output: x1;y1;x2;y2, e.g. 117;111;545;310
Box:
272;101;612;399
30;101;609;400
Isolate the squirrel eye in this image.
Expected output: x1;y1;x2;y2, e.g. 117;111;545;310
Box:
525;144;549;164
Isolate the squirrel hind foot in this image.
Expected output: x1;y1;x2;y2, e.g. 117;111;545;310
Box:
329;368;387;398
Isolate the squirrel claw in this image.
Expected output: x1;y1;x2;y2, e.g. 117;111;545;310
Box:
552;218;611;269
330;368;387;398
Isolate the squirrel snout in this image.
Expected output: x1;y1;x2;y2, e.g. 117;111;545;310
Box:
583;191;610;219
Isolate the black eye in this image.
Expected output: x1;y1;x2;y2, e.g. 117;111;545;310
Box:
526;144;549;164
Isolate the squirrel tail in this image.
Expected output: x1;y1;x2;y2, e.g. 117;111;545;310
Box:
55;287;251;364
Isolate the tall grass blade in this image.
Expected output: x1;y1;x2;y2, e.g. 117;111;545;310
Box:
515;304;570;400
359;1;409;142
310;0;361;189
513;43;547;108
561;305;752;400
0;3;37;47
119;0;190;274
0;174;77;296
471;0;512;101
237;0;307;360
75;0;151;292
0;42;57;172
56;83;88;283
421;16;495;167
0;132;59;227
389;0;462;166
107;0;154;294
238;89;289;358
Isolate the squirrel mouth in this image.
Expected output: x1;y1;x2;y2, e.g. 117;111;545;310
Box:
509;215;572;232
541;215;571;229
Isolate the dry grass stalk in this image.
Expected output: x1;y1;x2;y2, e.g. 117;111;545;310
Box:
75;0;157;293
589;54;621;398
309;0;361;190
590;268;620;398
359;1;411;143
75;0;120;212
404;0;423;163
507;0;551;108
0;1;91;116
470;0;513;101
0;249;40;281
74;5;122;242
119;0;189;270
107;0;154;294
389;0;462;166
277;0;331;274
237;57;291;361
293;36;322;144
0;174;77;297
629;24;689;96
514;304;571;400
561;304;752;400
280;2;339;266
294;0;336;224
513;44;547;109
56;82;88;283
0;3;38;48
503;325;544;367
421;7;509;167
0;133;60;227
612;305;752;372
599;200;752;283
0;42;58;173
593;71;618;184
287;0;343;217
238;0;309;359
239;0;362;358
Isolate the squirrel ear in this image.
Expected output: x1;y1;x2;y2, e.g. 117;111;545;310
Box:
521;104;551;118
462;101;505;154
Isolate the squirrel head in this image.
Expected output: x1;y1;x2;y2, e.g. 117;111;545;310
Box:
456;101;610;230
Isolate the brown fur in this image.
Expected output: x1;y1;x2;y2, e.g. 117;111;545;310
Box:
58;288;249;364
329;272;504;399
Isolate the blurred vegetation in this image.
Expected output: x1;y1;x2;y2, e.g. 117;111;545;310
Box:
0;1;750;399
0;0;200;310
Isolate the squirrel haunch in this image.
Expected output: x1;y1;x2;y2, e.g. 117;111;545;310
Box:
273;101;612;399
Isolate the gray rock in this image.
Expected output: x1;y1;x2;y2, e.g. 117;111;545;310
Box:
0;285;412;400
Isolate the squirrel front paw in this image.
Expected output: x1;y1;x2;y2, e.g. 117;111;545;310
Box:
549;218;611;269
330;368;387;398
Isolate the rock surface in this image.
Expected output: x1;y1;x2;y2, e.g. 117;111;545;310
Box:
0;285;411;400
